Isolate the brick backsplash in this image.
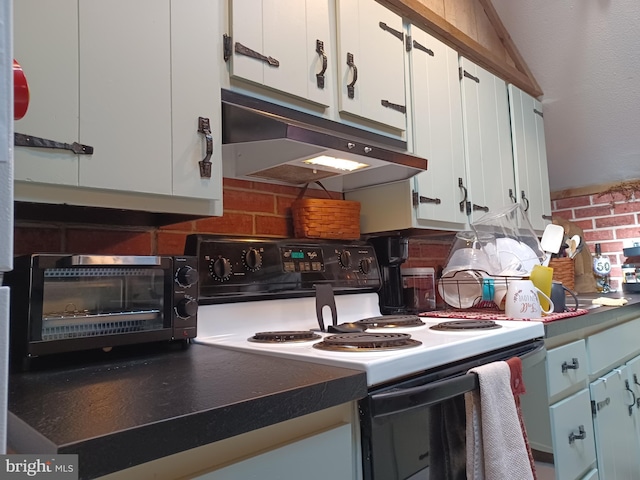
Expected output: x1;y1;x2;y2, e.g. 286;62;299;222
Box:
552;191;640;291
14;179;640;296
13;179;341;256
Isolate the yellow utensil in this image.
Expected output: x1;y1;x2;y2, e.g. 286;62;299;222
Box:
530;264;554;312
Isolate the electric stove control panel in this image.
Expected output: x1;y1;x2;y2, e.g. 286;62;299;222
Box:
184;235;381;304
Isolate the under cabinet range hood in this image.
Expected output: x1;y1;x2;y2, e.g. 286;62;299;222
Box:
221;90;427;192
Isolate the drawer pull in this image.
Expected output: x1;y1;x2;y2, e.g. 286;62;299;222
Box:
625;380;637;416
562;358;580;373
568;425;586;444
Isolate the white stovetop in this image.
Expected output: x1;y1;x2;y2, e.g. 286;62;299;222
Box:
195;293;544;387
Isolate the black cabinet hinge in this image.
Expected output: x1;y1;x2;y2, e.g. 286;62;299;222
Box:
405;35;412;52
534;108;544;118
412;39;434;57
381;100;406;114
461;69;480;83
223;34;232;62
379;22;403;41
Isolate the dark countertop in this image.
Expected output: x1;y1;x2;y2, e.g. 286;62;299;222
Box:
543;292;640;344
7;343;367;479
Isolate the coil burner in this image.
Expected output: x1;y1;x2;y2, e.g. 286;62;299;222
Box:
430;320;502;331
313;332;422;352
355;315;425;329
248;331;322;343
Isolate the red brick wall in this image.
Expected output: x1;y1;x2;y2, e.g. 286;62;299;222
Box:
553;191;640;291
13;179;341;256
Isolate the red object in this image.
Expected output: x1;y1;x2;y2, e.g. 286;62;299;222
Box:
13;59;30;120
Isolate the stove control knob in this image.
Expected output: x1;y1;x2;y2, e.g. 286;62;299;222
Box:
210;257;232;281
243;248;263;271
339;250;352;269
175;296;198;319
176;266;198;288
359;257;372;274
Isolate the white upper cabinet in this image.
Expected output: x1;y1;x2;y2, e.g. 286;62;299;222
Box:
13;0;222;215
410;24;467;230
459;57;516;224
336;0;407;131
229;0;333;108
508;84;552;233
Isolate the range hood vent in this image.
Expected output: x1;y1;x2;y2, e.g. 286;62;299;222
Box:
221;90;427;192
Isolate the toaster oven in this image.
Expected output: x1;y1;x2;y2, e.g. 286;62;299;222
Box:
4;254;198;369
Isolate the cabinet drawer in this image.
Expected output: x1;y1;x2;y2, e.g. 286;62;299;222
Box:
547;340;588;398
549;389;597;480
587;317;640;376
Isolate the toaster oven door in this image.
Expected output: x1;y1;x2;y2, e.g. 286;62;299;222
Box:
29;255;173;354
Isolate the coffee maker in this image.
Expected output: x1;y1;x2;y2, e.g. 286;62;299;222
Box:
369;235;409;315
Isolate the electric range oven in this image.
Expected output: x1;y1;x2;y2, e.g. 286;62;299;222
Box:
185;235;545;480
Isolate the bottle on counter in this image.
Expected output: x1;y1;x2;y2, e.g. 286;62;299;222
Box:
593;243;612;293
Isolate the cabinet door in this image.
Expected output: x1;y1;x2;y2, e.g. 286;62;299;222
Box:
79;0;172;195
459;57;515;223
509;84;552;233
171;0;223;201
549;389;597;480
230;0;333;107
590;366;640;479
409;24;467;229
625;355;640;452
13;0;79;185
336;0;406;130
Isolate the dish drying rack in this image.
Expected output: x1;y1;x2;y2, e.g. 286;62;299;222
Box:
437;270;525;310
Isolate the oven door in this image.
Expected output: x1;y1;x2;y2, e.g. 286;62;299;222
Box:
359;339;545;480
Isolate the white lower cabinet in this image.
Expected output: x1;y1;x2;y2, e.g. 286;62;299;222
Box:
523;317;640;480
549;389;597;480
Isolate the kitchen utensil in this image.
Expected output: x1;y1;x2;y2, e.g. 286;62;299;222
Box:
315;283;337;332
505;279;554;319
550;281;579;313
438;270;485;309
488;237;540;275
540;224;565;266
530;264;554;311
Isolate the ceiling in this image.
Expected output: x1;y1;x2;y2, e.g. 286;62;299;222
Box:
491;0;640;193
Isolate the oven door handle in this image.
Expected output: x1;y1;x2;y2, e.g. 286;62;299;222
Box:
369;342;545;418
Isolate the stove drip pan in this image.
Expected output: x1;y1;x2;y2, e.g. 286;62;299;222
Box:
313;332;422;352
249;331;322;343
430;320;502;331
355;315;425;328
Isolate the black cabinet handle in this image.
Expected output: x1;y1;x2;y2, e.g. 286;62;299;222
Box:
315;40;327;89
521;191;530;212
198;117;213;179
509;188;517;203
562;358;579;373
626;380;637;416
346;53;358;99
458;177;470;215
568;425;586;444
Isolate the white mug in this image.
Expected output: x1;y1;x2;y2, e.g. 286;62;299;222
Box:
505;279;554;319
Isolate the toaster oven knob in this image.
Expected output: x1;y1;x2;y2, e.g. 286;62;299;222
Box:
176;266;199;288
359;257;372;274
339;250;352;269
243;248;263;271
175;297;198;319
211;257;232;281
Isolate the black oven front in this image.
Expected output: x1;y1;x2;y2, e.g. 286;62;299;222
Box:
358;339;545;480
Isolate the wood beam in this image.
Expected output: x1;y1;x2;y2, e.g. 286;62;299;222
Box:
380;0;543;98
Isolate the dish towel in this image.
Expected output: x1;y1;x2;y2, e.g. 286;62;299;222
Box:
465;361;535;480
506;357;537;479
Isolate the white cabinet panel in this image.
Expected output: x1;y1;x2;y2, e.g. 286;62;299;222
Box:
549;389;597;480
410;24;467;229
590;366;640;479
79;0;172;195
587;318;640;376
230;0;333;107
194;424;354;480
509;84;552;233
546;339;588;399
13;0;79;185
336;0;406;130
460;57;515;223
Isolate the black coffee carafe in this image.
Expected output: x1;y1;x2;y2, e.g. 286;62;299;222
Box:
369;235;409;315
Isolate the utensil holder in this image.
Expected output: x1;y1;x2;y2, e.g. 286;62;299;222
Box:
549;257;575;291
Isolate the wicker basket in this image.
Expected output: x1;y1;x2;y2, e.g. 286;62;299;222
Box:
549;257;575;291
292;182;360;240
